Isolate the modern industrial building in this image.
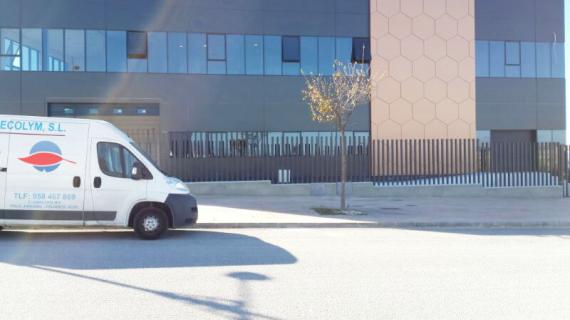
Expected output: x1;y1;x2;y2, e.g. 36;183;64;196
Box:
0;0;565;159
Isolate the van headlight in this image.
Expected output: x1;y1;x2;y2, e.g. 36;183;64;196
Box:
166;177;190;193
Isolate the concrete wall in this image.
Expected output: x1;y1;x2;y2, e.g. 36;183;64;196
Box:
0;0;371;133
475;0;566;131
370;0;476;140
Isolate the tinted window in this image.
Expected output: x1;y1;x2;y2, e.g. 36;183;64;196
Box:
1;28;21;71
97;143;125;178
207;34;225;60
300;36;318;75
127;31;147;59
1;28;19;56
551;42;564;78
189;33;207;74
475;40;489;77
336;37;352;65
148;32;167;73
227;34;245;74
282;36;300;62
505;41;520;65
86;30;106;72
264;35;281;75
22;28;42;71
505;65;520;78
520;42;535;78
207;34;226;74
45;29;64;71
107;31;127;72
245;35;263;75
318;37;335;75
489;41;505;77
536;43;551;78
127;32;148;72
168;32;187;73
97;142;145;179
122;147;139;179
352;38;370;63
65;29;85;71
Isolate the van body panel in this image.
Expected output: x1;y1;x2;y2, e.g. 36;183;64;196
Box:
0;115;198;232
85;137;150;226
0;133;9;223
3;119;89;225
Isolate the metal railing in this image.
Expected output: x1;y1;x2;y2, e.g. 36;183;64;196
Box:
155;134;570;196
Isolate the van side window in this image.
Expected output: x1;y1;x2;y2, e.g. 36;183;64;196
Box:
97;142;149;179
97;143;124;178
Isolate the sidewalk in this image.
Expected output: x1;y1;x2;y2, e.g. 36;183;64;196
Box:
193;195;570;228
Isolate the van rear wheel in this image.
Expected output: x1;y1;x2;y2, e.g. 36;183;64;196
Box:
133;207;168;240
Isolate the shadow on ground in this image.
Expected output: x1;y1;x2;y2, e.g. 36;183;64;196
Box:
0;230;297;270
29;265;282;320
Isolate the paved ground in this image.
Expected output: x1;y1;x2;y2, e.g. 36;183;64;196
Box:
196;196;570;226
1;228;570;319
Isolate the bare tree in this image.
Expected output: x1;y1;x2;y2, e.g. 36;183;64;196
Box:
302;60;372;210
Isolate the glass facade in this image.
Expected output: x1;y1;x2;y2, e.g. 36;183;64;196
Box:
2;26;562;80
65;29;85;72
86;30;105;72
167;32;187;73
106;31;126;72
188;33;207;74
0;26;370;76
207;34;226;74
264;35;282;75
227;35;245;74
476;40;565;79
0;28;20;70
148;32;167;73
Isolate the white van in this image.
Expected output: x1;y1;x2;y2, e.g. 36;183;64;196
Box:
0;115;198;239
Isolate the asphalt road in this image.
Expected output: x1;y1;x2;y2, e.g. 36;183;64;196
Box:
1;228;570;319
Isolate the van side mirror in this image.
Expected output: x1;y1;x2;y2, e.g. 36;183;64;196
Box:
131;162;144;180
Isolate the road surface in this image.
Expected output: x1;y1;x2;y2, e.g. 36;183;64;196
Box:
0;228;569;319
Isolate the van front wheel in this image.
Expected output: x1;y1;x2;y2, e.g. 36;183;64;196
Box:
133;207;168;240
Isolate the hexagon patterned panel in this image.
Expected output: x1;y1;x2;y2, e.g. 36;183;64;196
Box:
371;0;476;139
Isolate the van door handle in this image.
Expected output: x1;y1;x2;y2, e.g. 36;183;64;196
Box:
0;167;6;172
73;176;81;188
94;177;102;188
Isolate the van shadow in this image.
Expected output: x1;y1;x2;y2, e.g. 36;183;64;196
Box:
0;230;297;270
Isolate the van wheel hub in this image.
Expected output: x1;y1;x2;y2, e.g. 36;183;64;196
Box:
143;215;160;232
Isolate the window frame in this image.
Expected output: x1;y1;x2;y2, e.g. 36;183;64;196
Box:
351;38;370;63
0;28;21;71
127;30;148;59
505;41;521;66
206;33;226;61
282;35;300;63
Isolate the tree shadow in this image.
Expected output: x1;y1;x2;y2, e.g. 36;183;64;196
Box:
0;230;297;270
30;266;281;320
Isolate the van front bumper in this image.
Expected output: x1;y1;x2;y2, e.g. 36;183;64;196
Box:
165;194;198;228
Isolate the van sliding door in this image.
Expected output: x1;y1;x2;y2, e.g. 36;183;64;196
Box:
4;122;89;225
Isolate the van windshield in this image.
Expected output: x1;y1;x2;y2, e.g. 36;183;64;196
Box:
129;142;168;176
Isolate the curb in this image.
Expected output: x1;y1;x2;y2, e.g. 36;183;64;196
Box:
192;221;570;229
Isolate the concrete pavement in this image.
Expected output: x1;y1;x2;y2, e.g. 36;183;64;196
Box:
195;195;570;228
1;228;570;319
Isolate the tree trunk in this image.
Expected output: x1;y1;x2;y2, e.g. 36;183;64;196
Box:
340;129;347;210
